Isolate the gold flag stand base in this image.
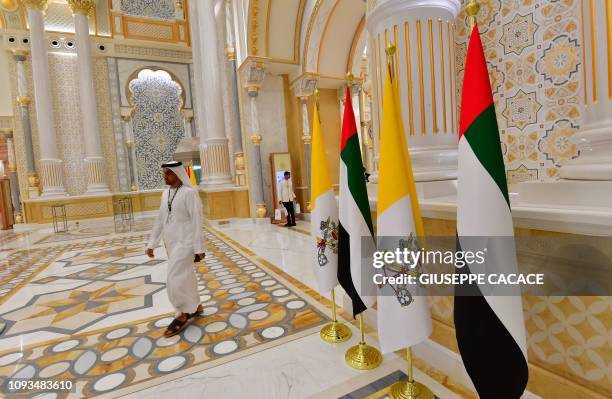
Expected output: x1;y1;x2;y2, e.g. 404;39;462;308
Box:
320;288;352;343
389;380;434;399
388;347;434;399
345;313;382;370
320;321;352;343
345;341;382;370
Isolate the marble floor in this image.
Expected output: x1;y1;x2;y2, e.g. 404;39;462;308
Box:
0;216;462;399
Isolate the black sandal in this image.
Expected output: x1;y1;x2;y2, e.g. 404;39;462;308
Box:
164;314;192;337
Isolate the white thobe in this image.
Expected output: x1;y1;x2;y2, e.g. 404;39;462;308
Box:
147;186;205;315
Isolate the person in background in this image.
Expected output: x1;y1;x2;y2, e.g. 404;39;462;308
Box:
279;171;297;227
146;161;205;337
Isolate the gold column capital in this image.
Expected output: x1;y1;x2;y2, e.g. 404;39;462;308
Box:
251;133;262;145
16;96;31;106
247;86;260;96
22;0;48;11
11;49;29;57
67;0;95;15
225;47;236;61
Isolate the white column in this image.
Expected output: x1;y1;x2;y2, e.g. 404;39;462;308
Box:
189;0;233;188
367;0;460;183
293;74;317;209
121;113;137;191
559;0;612;180
248;86;266;218
69;0;110;193
24;0;67;197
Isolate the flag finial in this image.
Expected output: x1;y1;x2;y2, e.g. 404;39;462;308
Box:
466;1;480;30
346;72;354;82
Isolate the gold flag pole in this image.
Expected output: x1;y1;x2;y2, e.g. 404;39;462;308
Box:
313;86;351;343
384;44;434;399
343;69;382;370
320;288;352;343
345;313;382;370
389;348;434;399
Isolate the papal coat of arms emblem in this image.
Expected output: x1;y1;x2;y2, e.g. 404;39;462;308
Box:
316;217;339;266
380;233;423;307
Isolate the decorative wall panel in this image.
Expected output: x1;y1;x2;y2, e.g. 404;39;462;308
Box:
129;69;184;190
108;58;130;192
120;0;175;21
94;57;119;193
48;53;86;196
43;2;75;33
454;0;583;184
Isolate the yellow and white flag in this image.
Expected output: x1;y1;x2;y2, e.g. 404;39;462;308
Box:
310;104;339;294
376;63;432;353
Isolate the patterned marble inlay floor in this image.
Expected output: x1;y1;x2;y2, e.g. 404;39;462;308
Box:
0;228;328;398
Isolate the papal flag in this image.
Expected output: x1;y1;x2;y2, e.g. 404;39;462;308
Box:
310;102;339;294
454;25;528;398
188;165;197;186
338;86;376;317
376;60;431;353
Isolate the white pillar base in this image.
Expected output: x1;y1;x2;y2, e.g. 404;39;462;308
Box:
85;157;110;194
199;139;233;187
411;146;458;181
39;159;68;198
558;125;612;180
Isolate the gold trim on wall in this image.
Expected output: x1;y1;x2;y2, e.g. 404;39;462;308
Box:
109;12;189;45
428;19;438;134
405;22;415;136
581;0;588;106
265;0;272;57
439;19;447;134
606;0;612;99
447;21;455;134
249;0;259;56
22;191;163;224
589;0;597;103
416;20;426;136
393;24;399;88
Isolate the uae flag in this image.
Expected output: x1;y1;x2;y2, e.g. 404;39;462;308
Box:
454;25;529;398
376;63;431;353
310;103;339;294
338;86;376;317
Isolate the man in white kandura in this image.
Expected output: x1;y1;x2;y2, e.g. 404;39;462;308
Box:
146;161;206;337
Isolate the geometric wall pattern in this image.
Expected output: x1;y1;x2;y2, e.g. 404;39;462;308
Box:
129;70;184;190
454;0;583;184
120;0;175;21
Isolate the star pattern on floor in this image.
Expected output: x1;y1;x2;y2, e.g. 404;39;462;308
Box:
0;276;163;337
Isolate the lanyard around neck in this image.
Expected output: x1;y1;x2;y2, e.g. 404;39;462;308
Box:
168;184;181;213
